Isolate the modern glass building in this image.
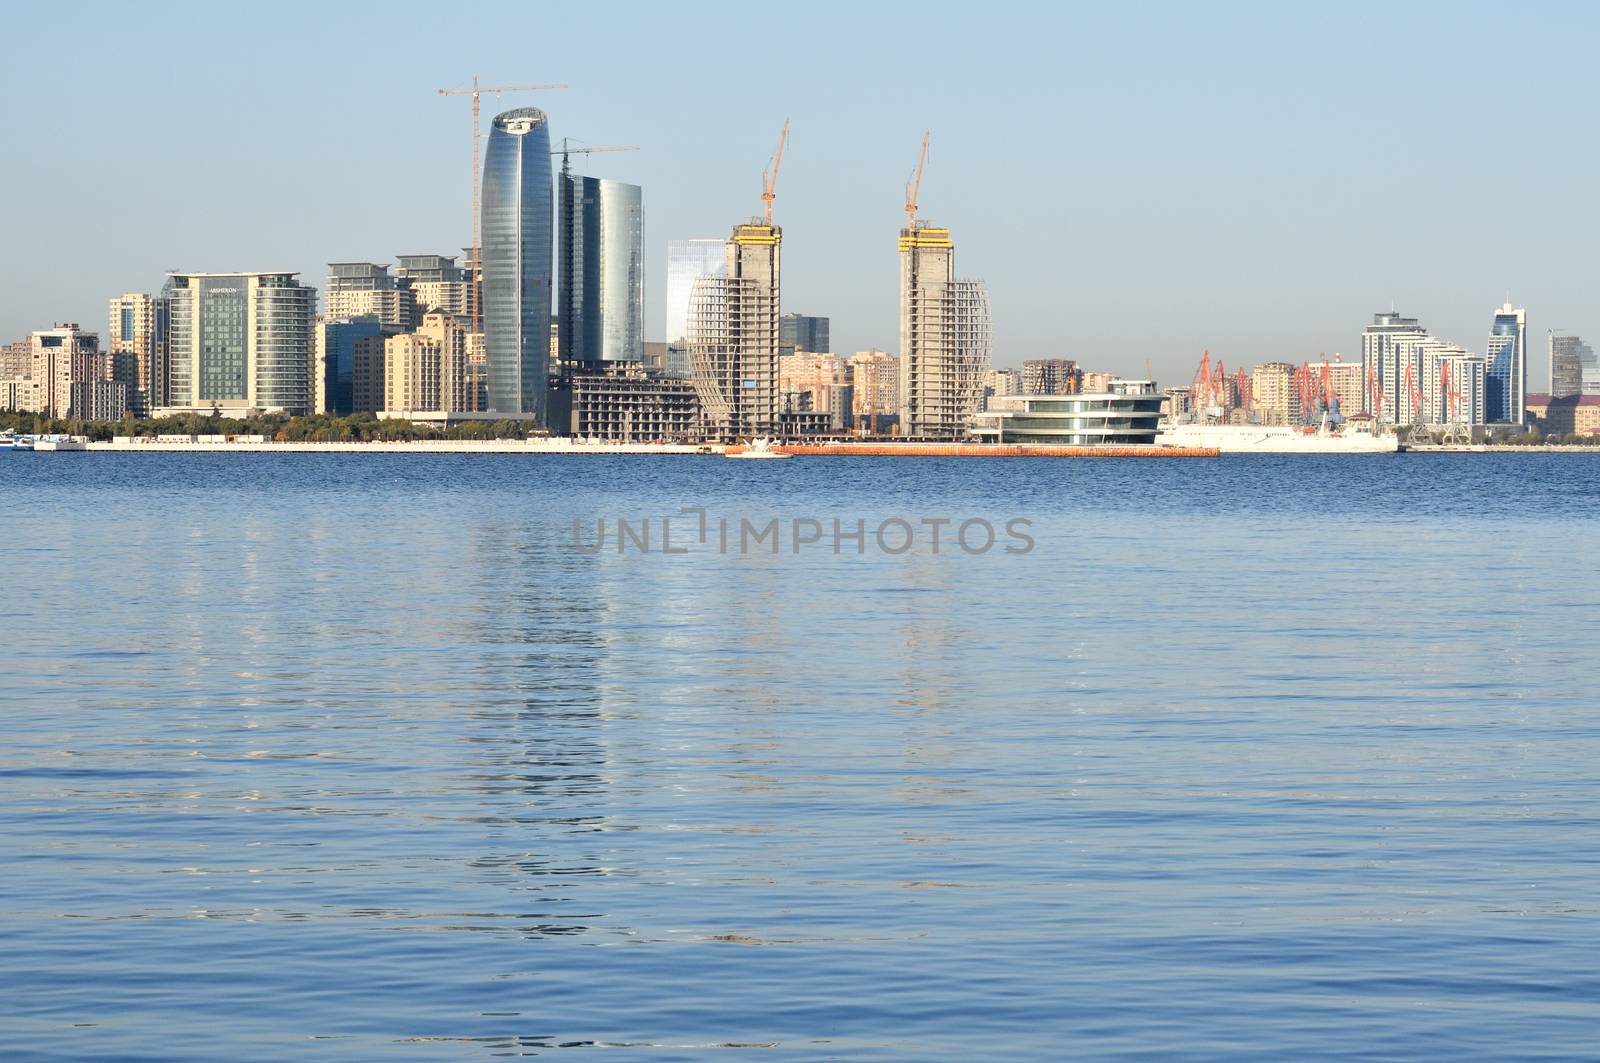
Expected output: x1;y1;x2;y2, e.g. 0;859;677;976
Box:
165;272;315;414
1485;302;1526;424
482;107;553;422
559;174;644;366
665;239;726;347
780;313;830;355
971;382;1164;444
320;316;386;415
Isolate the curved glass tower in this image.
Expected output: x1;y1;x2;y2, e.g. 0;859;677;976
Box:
482;107;553;422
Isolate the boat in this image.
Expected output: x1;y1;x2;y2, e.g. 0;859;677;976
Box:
2;432;34;451
1156;414;1397;454
725;437;792;460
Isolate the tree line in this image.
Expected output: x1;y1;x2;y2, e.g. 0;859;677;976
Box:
0;408;542;443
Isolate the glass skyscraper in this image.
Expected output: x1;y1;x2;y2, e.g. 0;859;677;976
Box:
1485;302;1526;424
559;174;644;366
779;313;830;355
165;272;315;414
482;107;553;422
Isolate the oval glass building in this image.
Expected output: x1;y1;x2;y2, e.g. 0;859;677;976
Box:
482;107;553;423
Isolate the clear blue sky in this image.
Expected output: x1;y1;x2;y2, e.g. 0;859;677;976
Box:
4;1;1597;388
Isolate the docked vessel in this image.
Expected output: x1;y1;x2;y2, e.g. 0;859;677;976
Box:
725;437;791;460
1155;419;1397;453
1;432;34;451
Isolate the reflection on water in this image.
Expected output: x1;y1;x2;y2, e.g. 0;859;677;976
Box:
2;453;1600;1059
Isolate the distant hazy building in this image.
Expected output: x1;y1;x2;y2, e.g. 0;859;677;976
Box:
1251;362;1296;425
325;263;417;331
1021;358;1080;396
779;351;850;429
1077;370;1112;393
899;224;990;437
108;292;168;415
780;313;830;356
849;350;900;431
1528;393;1600;436
559;174;644;367
985;367;1021;399
1;338;31;379
1305;360;1365;421
1485;302;1527;424
688;223;781;438
1549;334;1596;399
163;272;316;415
482;107;553;423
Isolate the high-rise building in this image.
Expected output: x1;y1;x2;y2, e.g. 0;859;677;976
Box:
1360;311;1429;418
351;335;388;414
29;324;126;420
395;253;476;321
899;225;991;438
1549;334;1596;399
688;223;782;438
1021;358;1080;395
1251;362;1297;425
482;107;554;423
380;312;470;415
1485;302;1527;424
325;263;418;330
985;367;1021;399
779;313;830;356
108;292;168;415
163;272;316;415
559;174;644;367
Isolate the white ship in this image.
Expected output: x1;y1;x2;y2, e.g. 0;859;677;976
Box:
1156;418;1397;454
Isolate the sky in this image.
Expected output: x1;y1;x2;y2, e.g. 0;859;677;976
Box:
4;1;1599;389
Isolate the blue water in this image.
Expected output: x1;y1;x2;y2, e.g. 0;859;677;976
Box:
2;453;1599;1060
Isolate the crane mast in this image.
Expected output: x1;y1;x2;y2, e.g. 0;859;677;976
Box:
905;130;930;230
761;118;790;226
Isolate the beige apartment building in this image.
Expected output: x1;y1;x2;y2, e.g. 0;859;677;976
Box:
849;350;900;431
382;312;468;415
1252;362;1297;425
780;351;850;429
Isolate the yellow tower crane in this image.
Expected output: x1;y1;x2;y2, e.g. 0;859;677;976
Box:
554;138;640;181
437;77;567;333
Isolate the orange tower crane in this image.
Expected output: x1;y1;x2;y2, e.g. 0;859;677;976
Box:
761;118;791;225
437;77;568;333
905;130;931;230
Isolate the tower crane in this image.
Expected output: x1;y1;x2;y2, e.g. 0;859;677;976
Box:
761;118;790;226
554;138;640;181
905;130;930;231
437;77;567;333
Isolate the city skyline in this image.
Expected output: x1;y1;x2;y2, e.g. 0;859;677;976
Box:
6;4;1600;388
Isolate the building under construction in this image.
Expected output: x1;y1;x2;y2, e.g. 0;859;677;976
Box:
897;134;991;439
566;363;701;442
688;122;789;440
